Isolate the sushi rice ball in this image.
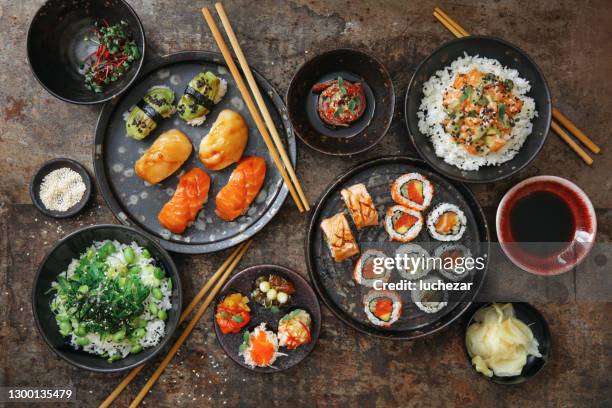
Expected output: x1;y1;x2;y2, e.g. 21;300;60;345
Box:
363;290;403;327
353;249;391;287
434;243;473;281
391;173;434;211
426;203;467;241
239;323;286;368
384;205;423;242
411;276;448;314
396;243;432;280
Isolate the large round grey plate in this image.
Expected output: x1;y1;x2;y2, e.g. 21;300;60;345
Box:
306;156;490;339
94;51;296;253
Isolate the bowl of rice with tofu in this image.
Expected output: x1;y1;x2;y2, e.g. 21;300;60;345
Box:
32;224;182;372
405;36;551;183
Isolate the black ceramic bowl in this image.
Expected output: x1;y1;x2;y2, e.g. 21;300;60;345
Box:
27;0;145;104
32;224;182;372
405;36;552;183
464;302;551;384
287;49;395;156
213;264;321;373
30;158;93;218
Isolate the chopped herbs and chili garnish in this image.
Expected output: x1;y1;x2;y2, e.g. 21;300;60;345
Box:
312;76;367;127
441;68;524;156
81;20;140;93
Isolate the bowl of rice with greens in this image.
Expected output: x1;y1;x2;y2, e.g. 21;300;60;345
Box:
405;36;551;183
33;224;182;372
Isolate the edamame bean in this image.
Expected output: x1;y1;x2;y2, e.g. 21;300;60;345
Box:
148;303;159;315
167;278;173;291
112;330;126;342
142;249;151;259
152;288;163;300
153;267;165;280
123;247;135;264
118;277;127;289
130;344;143;354
129;266;141;275
78;285;89;294
59;321;72;334
157;310;167;321
76;337;90;346
57;314;70;322
134;328;146;338
76;324;87;337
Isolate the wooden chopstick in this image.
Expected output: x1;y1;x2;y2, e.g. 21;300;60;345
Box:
551;122;593;165
98;242;250;408
553;108;600;154
202;7;307;213
215;2;310;210
433;7;599;164
128;240;252;408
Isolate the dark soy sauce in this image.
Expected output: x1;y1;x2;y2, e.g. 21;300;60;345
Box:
509;191;575;257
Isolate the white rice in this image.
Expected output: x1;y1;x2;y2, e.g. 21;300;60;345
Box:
51;240;172;360
417;54;537;170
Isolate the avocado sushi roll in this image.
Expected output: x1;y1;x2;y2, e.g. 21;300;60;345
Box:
125;86;176;140
391;173;434;211
177;71;228;126
433;243;472;281
396;243;432;280
426;203;466;241
384;205;423;242
411;276;448;314
363;290;402;328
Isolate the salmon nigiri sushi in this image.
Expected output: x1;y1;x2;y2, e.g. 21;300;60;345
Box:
158;167;211;234
215;156;266;221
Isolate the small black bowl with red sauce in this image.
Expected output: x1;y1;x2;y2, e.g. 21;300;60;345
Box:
287;49;395;156
496;176;597;275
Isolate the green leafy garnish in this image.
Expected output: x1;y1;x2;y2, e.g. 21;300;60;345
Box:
231;315;244;323
459;86;473;102
498;104;506;119
334;106;344;117
337;76;346;96
270;305;280;314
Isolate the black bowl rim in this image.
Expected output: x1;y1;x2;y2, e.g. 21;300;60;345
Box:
92;50;296;254
463;302;552;384
31;223;183;373
305;155;491;340
26;0;146;105
29;158;93;218
213;264;322;373
286;47;396;156
404;35;552;183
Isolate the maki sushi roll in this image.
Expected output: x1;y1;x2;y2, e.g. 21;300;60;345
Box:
426;203;467;241
125;85;176;140
340;183;378;229
353;249;391;287
411;276;448;314
384;205;423;242
320;213;360;262
391;173;434;211
239;323;286;368
177;71;228;126
363;290;402;327
434;244;473;281
396;243;432;280
278;309;312;350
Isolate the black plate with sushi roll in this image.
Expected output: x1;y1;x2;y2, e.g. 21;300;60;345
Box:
306;156;489;340
213;265;321;373
94;51;296;254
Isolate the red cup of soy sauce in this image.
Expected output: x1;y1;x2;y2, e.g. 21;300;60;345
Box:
496;176;597;275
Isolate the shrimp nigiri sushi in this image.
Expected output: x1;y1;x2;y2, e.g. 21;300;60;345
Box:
158;168;211;234
215;156;266;221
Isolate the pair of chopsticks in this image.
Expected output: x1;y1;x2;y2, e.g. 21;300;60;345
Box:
202;3;310;211
433;7;601;165
99;240;252;408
